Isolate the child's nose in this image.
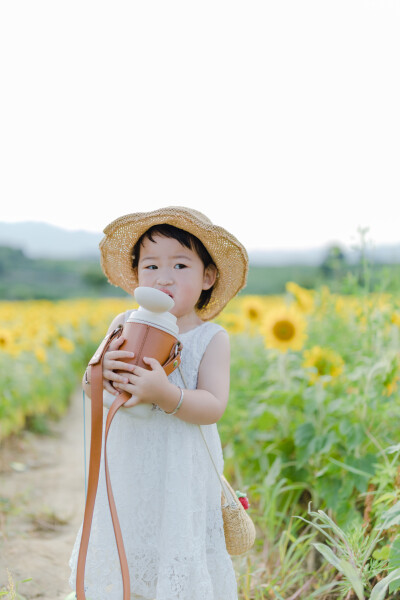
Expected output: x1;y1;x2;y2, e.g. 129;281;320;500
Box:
156;271;173;286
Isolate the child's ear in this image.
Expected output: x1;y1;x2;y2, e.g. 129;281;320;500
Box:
202;264;217;290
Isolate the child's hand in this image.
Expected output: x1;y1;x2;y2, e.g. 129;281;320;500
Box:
113;356;170;408
102;335;136;396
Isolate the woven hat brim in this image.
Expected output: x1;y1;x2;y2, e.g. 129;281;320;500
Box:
99;206;248;320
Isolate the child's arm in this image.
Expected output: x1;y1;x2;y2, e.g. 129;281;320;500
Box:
172;329;231;425
114;330;230;425
82;311;134;399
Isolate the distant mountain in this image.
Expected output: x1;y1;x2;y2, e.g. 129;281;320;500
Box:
0;221;102;259
0;221;399;265
249;245;400;266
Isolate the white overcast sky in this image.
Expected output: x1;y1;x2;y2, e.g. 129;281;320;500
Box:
0;1;399;252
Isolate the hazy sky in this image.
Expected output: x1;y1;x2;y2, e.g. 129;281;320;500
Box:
0;1;399;251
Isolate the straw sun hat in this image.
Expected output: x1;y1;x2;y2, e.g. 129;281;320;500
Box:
99;206;249;320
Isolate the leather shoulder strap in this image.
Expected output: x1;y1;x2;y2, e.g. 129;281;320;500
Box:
76;323;182;599
76;325;125;600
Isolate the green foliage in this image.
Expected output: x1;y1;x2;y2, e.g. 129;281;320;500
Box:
221;329;400;531
0;249;122;300
0;246;27;273
1;243;400;299
295;505;400;599
0;328;99;442
218;281;400;595
320;244;348;279
81;265;109;289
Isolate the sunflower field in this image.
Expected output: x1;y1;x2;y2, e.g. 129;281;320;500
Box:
1;283;400;598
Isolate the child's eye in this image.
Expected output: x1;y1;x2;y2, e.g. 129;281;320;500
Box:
145;265;158;270
174;264;187;269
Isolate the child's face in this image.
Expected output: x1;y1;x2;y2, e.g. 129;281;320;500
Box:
136;234;216;320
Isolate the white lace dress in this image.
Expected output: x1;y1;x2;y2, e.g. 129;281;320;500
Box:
68;321;238;600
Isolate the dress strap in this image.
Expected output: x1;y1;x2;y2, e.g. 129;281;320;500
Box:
177;364;237;507
123;309;132;323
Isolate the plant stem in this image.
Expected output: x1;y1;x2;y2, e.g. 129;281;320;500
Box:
278;351;289;390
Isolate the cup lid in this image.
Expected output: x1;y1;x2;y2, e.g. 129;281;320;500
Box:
127;308;179;336
134;287;174;313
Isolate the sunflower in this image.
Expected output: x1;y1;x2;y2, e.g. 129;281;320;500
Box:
217;312;246;335
391;312;400;328
384;378;399;397
34;346;48;363
57;336;75;353
240;296;267;325
0;329;13;352
302;346;344;385
261;305;308;353
286;282;315;313
334;296;346;316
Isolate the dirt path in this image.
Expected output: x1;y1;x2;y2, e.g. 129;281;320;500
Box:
0;391;253;600
0;387;89;599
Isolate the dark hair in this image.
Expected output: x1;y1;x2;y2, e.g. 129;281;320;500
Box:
131;224;217;310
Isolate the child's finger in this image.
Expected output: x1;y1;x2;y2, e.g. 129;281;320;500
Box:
103;370;130;384
104;358;135;372
122;395;141;408
103;380;119;395
142;356;163;371
114;382;136;395
128;364;145;376
106;350;135;360
109;335;126;349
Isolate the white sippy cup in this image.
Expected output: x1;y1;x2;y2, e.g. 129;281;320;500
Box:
103;287;180;418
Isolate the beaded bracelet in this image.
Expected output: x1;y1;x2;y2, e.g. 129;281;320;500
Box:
164;386;184;415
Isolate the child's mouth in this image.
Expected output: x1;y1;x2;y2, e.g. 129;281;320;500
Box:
159;288;174;299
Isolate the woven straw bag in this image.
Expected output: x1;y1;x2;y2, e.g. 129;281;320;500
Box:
197;423;256;555
220;474;256;555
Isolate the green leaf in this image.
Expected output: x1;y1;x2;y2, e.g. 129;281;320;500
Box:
312;544;364;600
389;536;400;564
374;493;396;506
296;515;337;547
316;509;351;545
339;422;365;450
319;477;342;510
338;559;364;600
263;456;282;487
347;455;377;493
328;456;375;480
255;410;278;430
370;567;400;600
312;543;342;571
380;501;400;529
389;575;400;595
294;422;315;448
385;443;400;454
295;422;317;467
373;545;390;561
314;431;338;455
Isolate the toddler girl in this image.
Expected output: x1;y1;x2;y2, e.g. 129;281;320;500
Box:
68;206;248;600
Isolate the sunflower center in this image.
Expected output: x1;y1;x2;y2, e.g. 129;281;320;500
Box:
248;308;260;321
314;357;330;376
273;320;295;341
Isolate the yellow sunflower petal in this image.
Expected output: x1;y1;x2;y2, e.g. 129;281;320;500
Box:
261;305;308;353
